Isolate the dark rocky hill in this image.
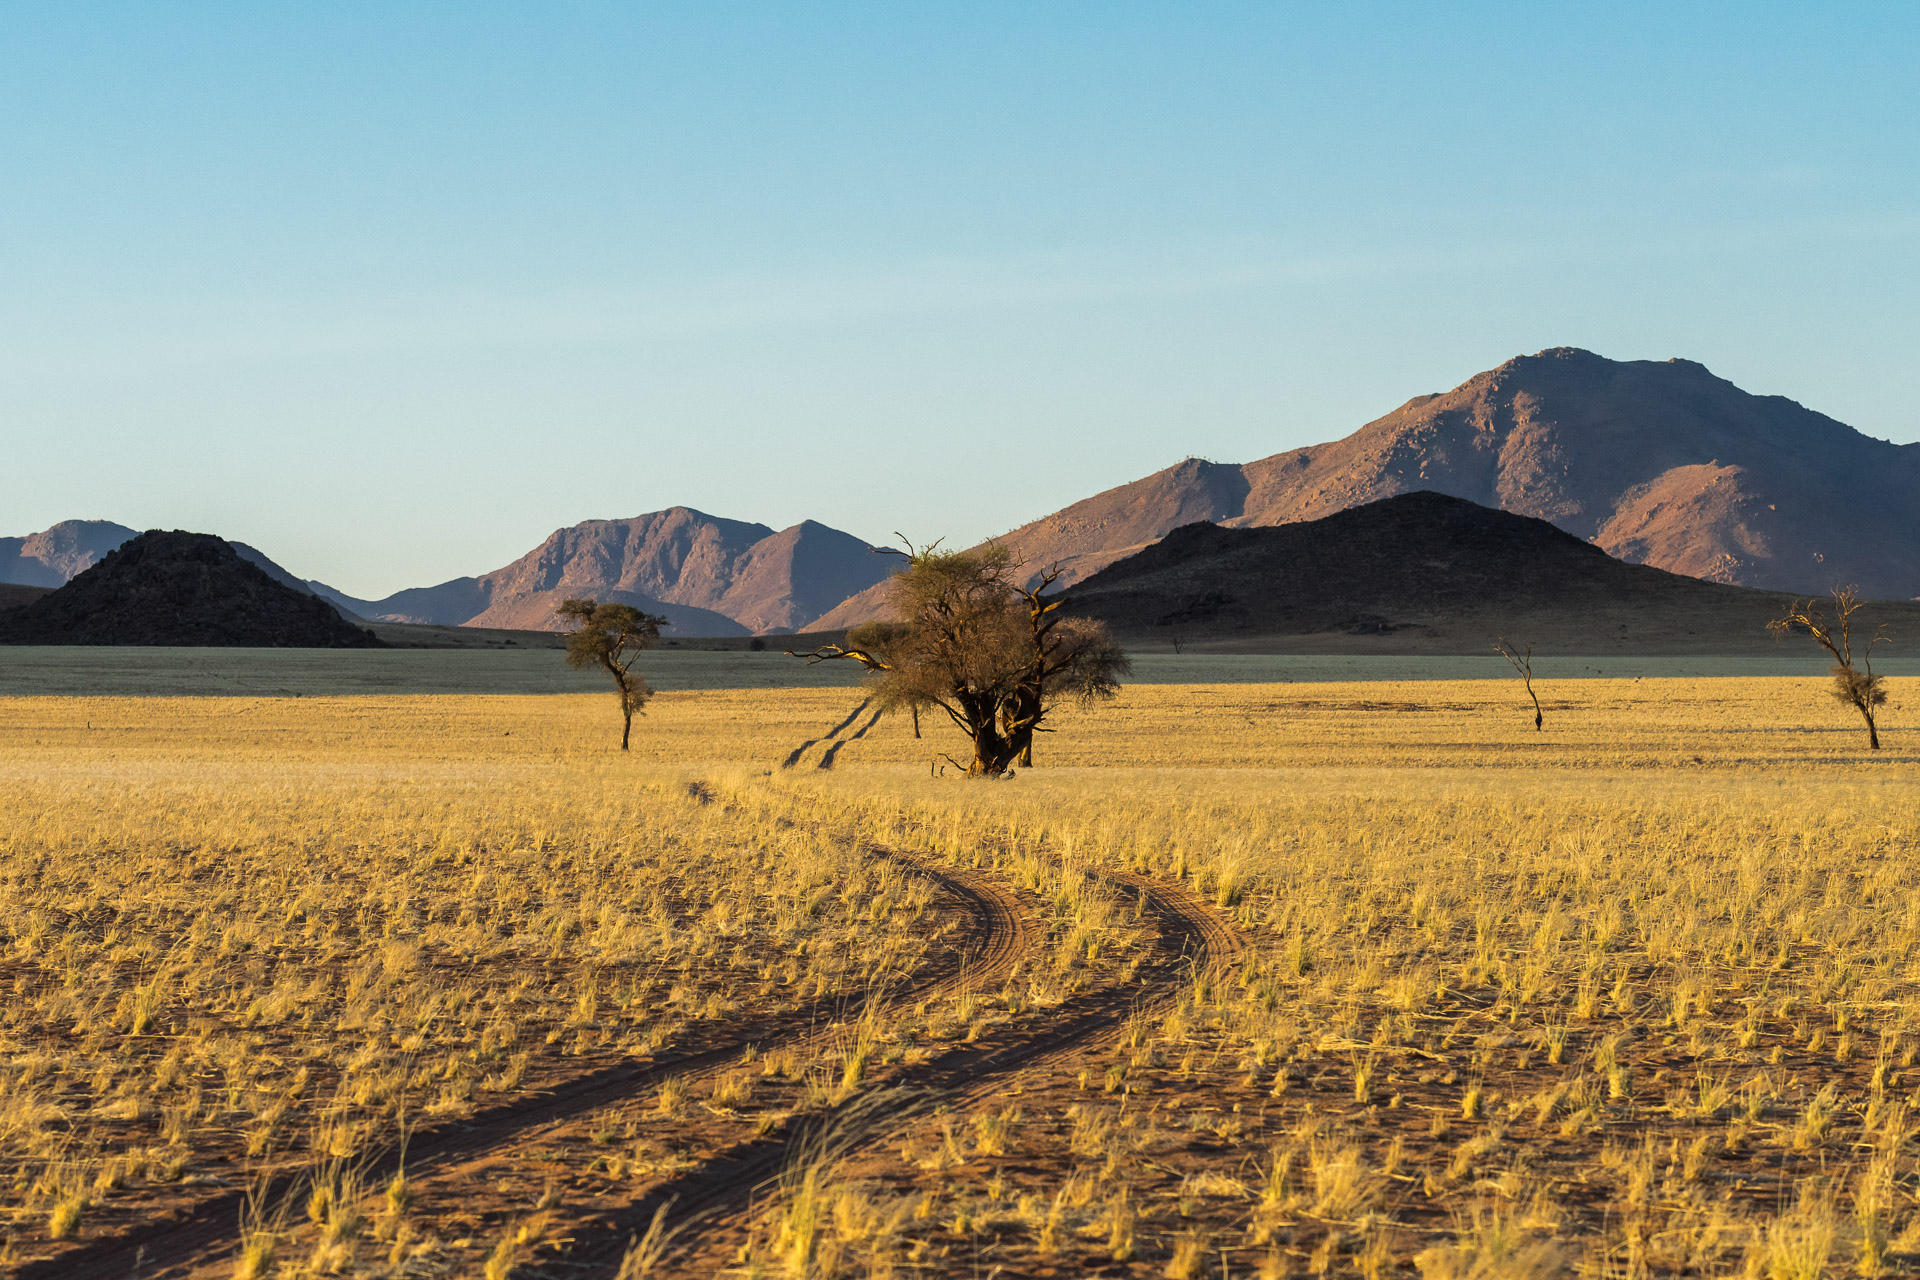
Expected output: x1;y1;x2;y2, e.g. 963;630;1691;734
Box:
0;531;382;647
1061;491;1919;651
0;583;52;611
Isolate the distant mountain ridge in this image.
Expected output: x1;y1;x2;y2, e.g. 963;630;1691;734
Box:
0;520;138;587
316;508;896;635
812;347;1920;628
18;348;1917;638
6;509;897;636
2;521;371;619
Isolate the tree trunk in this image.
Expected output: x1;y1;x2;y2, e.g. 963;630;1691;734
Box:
1865;710;1880;750
970;723;1019;777
971;723;1001;776
621;709;633;751
911;705;921;739
1006;684;1041;767
1009;711;1036;768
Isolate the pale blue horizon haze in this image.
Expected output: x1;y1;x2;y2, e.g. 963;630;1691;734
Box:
2;4;1916;597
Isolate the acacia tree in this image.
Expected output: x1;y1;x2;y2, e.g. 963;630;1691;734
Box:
557;598;665;750
1493;638;1544;731
794;543;1129;776
1768;586;1890;750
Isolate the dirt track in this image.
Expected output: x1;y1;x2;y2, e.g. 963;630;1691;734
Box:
539;865;1243;1276
18;845;1032;1280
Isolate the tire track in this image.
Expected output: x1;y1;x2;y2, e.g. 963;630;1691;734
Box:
543;867;1242;1276
17;849;1032;1280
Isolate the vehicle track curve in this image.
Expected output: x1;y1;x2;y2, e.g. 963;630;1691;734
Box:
16;848;1031;1280
545;866;1243;1276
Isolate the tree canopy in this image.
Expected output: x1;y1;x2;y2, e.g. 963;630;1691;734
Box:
796;543;1128;776
557;598;665;750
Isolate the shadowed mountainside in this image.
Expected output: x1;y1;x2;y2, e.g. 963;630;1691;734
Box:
0;583;52;611
0;531;382;647
325;508;894;635
1063;490;1920;652
812;348;1920;628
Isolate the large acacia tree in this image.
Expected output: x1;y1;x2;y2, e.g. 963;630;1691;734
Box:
557;598;665;750
795;543;1128;776
1768;586;1890;750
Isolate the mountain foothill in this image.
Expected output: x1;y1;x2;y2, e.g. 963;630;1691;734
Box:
6;348;1918;646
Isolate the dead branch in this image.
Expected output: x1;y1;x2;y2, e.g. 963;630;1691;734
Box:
1494;637;1544;731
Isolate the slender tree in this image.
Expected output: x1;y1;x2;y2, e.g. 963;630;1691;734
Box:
1494;638;1544;731
557;598;665;750
1768;586;1890;750
794;542;1128;776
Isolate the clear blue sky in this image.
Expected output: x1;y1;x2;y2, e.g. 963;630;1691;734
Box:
3;3;1915;596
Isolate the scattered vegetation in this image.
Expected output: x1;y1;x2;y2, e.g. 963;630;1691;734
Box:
0;668;1912;1276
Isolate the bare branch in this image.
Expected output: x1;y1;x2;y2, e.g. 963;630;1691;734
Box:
783;644;891;671
1771;586;1891;749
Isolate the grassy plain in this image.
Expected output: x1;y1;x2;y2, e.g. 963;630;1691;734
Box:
1;669;1916;1278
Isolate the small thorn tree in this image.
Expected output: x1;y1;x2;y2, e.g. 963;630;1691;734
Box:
792;541;1129;776
1768;586;1890;750
1494;638;1544;731
557;598;665;750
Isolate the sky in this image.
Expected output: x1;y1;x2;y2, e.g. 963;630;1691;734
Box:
2;3;1916;597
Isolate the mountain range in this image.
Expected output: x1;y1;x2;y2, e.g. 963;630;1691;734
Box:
310;510;896;636
813;346;1920;627
3;511;897;637
9;347;1917;636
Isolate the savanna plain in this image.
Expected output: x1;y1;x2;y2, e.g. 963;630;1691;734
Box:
2;657;1917;1280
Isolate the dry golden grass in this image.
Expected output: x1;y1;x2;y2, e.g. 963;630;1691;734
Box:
0;697;965;1273
1;672;1915;1277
